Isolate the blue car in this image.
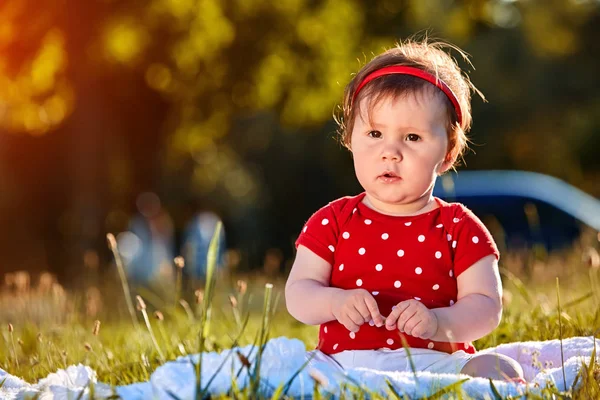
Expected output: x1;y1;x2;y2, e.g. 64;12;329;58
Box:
433;171;600;251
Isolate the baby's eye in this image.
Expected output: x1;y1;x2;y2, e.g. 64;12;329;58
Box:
368;130;382;139
406;133;421;142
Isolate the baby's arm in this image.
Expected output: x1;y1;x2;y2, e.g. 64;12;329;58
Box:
285;245;342;325
430;254;502;342
285;245;385;329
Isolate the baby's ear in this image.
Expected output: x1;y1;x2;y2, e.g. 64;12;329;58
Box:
438;154;456;175
345;137;353;152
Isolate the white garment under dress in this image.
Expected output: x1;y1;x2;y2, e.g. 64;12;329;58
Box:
307;347;474;375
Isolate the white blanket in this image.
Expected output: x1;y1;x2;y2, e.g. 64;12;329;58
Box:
1;336;598;399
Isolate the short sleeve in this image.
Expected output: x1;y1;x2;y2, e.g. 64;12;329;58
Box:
295;204;339;265
450;207;499;277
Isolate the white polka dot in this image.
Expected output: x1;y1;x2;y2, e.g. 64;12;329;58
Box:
356;279;363;287
449;270;453;277
405;222;412;226
372;291;379;296
394;280;401;288
303;226;307;233
339;264;344;271
428;342;434;349
415;267;423;274
418;235;425;242
333;343;339;350
328;245;335;252
375;264;383;271
414;297;421;301
436;224;443;228
342;232;350;239
349;332;356;339
432;284;440;290
364;219;372;225
322;218;329;225
397;249;404;257
358;247;366;255
353;208;357;214
435;251;442;259
324;327;328;333
464;343;469;350
447;234;452;241
450;300;455;306
452;240;457;249
453;218;460;223
386;339;394;345
381;233;389;240
472;236;479;244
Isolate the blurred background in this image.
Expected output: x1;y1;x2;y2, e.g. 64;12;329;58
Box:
1;0;599;286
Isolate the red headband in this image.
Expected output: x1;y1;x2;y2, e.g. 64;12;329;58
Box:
352;65;463;126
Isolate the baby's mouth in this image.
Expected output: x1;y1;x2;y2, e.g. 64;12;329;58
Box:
378;172;402;181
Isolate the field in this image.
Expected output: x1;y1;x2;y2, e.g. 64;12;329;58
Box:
1;232;600;399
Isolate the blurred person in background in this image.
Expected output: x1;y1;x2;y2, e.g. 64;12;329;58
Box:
182;210;226;279
120;192;175;284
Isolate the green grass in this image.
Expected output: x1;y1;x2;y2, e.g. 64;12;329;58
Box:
1;240;600;399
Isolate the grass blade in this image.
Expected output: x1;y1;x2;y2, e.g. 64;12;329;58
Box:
589;336;597;376
200;313;252;398
165;388;182;400
556;278;567;391
136;296;166;363
106;233;140;331
281;351;317;396
398;335;417;383
500;267;532;304
563;291;594;309
270;383;286;400
195;221;222;399
385;378;404;399
422;378;468;399
488;378;502;400
250;283;274;397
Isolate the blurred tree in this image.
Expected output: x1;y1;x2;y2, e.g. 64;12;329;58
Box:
0;0;599;277
0;1;74;134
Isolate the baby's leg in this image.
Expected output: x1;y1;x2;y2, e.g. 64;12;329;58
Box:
460;354;524;382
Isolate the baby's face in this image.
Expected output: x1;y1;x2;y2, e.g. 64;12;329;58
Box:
350;90;450;214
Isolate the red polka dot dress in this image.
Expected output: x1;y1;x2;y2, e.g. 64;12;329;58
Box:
295;192;499;355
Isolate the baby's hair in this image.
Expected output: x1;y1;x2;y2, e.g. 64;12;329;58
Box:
335;35;485;169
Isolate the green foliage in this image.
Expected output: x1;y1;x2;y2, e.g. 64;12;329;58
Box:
2;1;600;287
1;260;600;398
4;0;600;197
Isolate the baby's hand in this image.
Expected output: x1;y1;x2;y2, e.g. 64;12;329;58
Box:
331;289;385;332
385;299;438;339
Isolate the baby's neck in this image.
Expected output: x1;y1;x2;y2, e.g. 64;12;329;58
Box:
362;194;439;217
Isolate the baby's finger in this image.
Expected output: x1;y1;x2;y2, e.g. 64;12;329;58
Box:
363;295;384;327
340;316;360;333
354;298;373;322
395;304;419;333
410;320;430;339
347;308;365;327
385;301;412;328
403;315;423;336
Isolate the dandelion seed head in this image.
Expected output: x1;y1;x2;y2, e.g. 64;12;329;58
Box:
136;295;146;310
93;320;101;336
174;256;185;269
